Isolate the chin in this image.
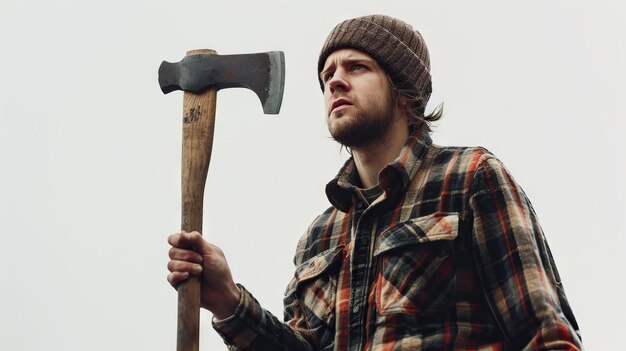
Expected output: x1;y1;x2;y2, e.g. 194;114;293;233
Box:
328;115;354;135
329;110;356;124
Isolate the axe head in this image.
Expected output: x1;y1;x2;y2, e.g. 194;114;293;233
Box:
159;51;285;114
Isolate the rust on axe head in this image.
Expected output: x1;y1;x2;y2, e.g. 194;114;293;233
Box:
158;51;285;114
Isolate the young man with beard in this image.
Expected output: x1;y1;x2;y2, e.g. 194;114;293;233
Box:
167;15;583;350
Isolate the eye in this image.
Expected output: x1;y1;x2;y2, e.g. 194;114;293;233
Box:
322;71;334;83
351;63;365;72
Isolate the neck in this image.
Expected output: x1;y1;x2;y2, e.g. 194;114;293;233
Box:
351;116;409;189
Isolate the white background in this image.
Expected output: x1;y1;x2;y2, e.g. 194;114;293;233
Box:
1;0;624;350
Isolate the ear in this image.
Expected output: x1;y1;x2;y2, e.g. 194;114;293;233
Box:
396;94;409;110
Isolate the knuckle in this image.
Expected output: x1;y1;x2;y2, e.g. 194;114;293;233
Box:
167;233;178;244
167;272;186;289
167;260;178;272
184;251;199;262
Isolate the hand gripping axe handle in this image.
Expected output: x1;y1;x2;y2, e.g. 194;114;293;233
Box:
158;49;285;351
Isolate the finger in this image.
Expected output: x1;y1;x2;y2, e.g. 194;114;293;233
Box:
167;231;203;249
167;271;190;288
168;247;203;263
167;260;203;275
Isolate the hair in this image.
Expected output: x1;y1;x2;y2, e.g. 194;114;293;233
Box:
388;75;443;133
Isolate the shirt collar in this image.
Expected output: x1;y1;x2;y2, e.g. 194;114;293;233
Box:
325;127;433;212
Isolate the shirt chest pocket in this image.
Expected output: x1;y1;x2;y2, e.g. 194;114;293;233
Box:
285;245;345;327
374;212;458;317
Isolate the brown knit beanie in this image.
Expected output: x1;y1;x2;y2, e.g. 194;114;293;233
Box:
318;15;432;106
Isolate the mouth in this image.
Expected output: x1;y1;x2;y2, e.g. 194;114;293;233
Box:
330;98;353;114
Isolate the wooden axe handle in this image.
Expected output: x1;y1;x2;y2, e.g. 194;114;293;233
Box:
178;48;217;351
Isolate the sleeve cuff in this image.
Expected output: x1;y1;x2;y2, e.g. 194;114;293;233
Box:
212;284;263;349
212;283;245;324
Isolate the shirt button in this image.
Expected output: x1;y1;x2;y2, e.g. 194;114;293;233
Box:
352;305;360;313
356;201;364;209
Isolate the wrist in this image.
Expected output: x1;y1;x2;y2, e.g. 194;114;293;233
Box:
211;284;241;320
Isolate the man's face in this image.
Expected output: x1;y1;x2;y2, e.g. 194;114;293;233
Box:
321;48;400;148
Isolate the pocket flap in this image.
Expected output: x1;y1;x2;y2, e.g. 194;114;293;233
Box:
294;245;345;286
374;212;459;256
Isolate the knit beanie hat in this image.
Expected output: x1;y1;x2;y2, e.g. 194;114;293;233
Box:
318;15;432;109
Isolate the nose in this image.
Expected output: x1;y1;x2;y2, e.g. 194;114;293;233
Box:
327;69;350;94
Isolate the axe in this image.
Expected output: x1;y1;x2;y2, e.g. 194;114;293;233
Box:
158;49;285;351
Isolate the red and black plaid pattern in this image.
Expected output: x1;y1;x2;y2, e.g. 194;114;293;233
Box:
213;128;582;350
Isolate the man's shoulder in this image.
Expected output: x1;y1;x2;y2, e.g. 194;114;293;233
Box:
425;143;525;200
429;143;495;161
402;143;506;212
425;143;500;176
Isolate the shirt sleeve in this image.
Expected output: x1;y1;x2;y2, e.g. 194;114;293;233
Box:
468;155;583;350
212;284;314;351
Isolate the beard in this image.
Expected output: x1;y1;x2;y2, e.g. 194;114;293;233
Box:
328;97;397;148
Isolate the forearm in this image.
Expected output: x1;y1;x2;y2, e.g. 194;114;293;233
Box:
213;285;314;351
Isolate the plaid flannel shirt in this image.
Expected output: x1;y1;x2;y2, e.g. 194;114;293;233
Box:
214;128;582;350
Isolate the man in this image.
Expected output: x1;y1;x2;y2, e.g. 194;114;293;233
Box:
167;15;582;350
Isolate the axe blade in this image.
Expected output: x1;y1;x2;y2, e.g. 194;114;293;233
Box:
158;51;285;114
